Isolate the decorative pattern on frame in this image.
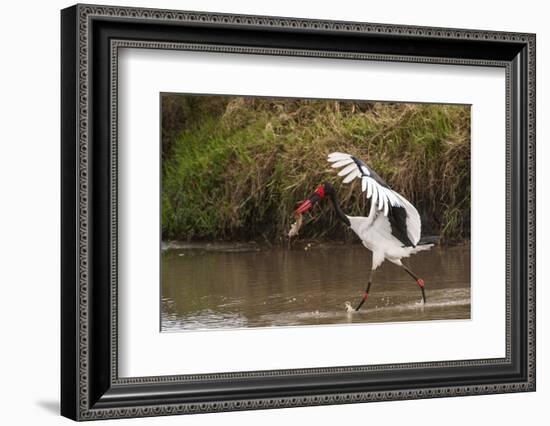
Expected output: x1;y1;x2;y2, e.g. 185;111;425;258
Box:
73;4;535;420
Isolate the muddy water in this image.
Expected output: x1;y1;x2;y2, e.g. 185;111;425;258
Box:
161;243;470;331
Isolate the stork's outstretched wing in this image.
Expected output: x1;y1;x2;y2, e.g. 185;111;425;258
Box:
327;152;421;246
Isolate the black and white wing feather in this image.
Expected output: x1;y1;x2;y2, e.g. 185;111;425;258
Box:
327;152;421;246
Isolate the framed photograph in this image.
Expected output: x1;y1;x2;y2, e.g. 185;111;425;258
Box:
61;4;536;421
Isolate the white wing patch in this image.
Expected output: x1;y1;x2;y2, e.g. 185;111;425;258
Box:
327;152;404;215
337;163;357;177
327;152;421;245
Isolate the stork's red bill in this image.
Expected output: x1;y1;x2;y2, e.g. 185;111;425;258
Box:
289;185;327;237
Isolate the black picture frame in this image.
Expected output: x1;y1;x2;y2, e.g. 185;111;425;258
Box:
61;4;536;421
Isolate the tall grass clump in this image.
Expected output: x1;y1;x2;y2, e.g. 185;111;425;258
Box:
162;96;470;244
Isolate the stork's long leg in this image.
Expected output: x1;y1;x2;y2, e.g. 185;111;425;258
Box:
401;264;427;303
354;270;374;312
355;252;384;312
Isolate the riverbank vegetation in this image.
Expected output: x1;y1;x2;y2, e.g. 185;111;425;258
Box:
162;95;470;244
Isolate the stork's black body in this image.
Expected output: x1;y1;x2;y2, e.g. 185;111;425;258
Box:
387;206;416;248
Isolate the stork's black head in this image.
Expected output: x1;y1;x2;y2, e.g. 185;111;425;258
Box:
294;182;334;216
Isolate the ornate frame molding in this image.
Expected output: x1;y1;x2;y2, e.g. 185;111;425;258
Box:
61;4;535;421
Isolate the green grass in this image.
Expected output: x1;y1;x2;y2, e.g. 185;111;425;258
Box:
162;97;470;244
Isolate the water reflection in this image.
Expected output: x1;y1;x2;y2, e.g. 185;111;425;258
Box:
161;243;470;331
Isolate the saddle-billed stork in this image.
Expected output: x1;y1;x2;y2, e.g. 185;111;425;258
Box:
293;152;434;311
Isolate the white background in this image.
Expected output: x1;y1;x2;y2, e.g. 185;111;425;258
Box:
0;0;546;425
119;50;506;377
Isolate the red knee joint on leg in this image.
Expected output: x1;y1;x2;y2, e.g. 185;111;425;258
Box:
417;278;425;288
362;292;369;301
